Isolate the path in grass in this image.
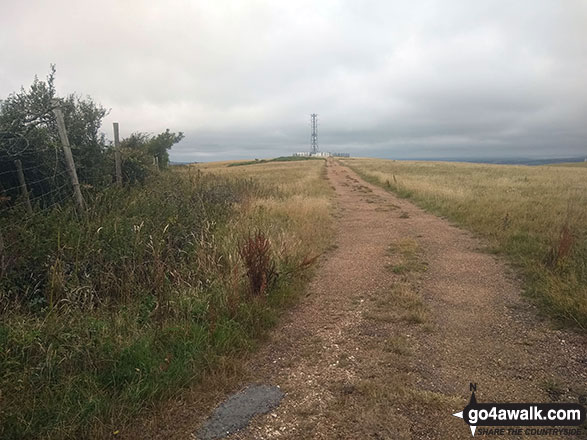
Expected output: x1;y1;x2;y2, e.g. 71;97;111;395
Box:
134;160;587;439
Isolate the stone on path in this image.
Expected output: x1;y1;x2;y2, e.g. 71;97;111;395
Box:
196;384;284;440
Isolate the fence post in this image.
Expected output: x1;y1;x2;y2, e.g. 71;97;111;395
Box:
113;122;122;185
0;227;5;276
14;159;33;215
51;99;85;215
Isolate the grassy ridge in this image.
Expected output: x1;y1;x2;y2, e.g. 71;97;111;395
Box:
340;158;587;329
0;161;333;439
226;156;323;167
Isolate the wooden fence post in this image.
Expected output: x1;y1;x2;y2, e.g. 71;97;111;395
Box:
51;99;85;215
0;227;4;259
113;122;122;185
14;159;33;215
0;226;5;276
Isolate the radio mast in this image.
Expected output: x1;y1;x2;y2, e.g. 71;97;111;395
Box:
310;113;318;154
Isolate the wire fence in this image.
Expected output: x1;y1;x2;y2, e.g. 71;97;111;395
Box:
0;103;134;281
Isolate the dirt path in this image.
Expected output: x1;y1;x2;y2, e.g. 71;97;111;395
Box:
134;160;587;439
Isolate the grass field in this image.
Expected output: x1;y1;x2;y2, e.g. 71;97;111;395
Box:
340;158;587;329
188;158;334;289
0;159;333;439
226;156;323;167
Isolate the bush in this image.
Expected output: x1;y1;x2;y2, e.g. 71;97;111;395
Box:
0;171;275;439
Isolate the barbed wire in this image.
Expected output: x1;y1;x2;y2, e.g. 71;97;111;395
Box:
0;176;75;255
0;181;71;214
0;131;31;156
0;103;167;283
0;170;69;195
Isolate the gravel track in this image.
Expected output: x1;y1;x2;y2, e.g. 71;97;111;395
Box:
128;159;587;439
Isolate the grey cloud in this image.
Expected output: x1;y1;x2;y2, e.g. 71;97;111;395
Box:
1;0;586;162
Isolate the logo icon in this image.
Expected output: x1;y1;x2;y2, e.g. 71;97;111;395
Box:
453;383;586;437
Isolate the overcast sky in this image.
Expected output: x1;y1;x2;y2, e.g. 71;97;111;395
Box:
1;0;586;161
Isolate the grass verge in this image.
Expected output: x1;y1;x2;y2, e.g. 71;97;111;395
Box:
0;160;334;439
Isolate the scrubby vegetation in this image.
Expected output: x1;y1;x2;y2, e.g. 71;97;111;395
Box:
0;160;333;439
341;158;587;329
0;69;334;439
0;66;183;202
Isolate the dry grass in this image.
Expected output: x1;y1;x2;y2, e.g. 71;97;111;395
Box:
366;237;429;326
189;159;334;264
193;159;330;197
383;335;411;355
341;157;587;328
386;238;428;274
